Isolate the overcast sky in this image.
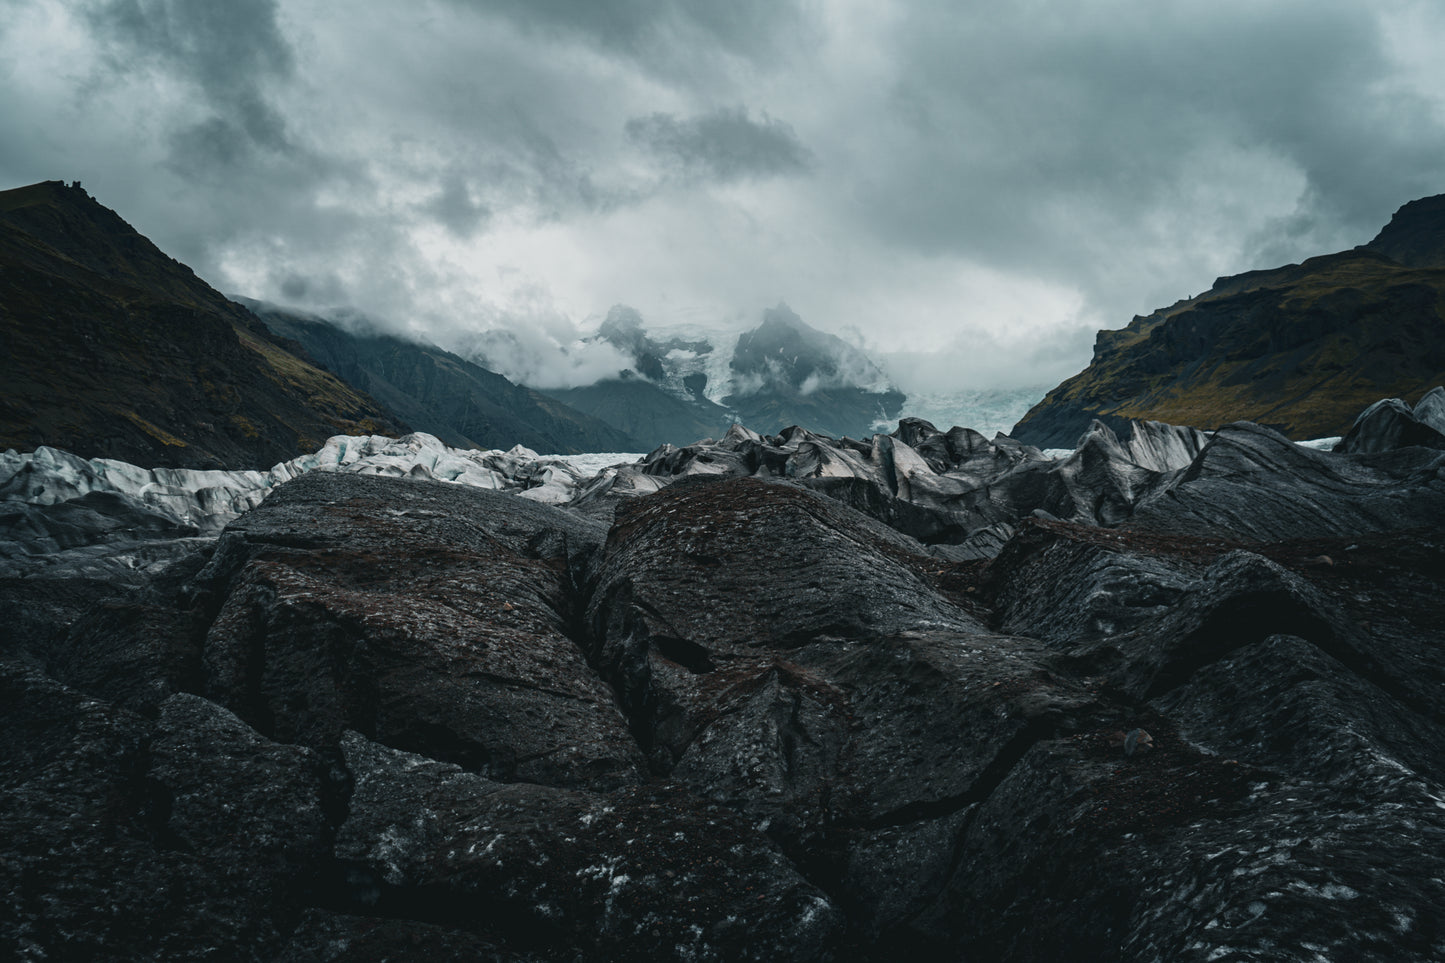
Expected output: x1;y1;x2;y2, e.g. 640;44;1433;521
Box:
4;0;1444;394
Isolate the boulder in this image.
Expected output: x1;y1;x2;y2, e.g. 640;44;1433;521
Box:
1335;386;1445;453
335;731;843;960
196;471;643;790
1132;422;1445;541
0;661;306;960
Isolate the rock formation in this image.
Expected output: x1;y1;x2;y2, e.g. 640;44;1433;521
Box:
3;396;1444;960
1335;385;1445;453
576;417;1212;557
1;433;609;577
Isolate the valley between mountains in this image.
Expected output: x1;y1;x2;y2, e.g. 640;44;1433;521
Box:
4;179;1445;960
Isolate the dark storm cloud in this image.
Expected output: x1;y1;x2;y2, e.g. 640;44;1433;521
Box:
424;173;493;239
83;0;296;153
5;0;1445;399
167;114;271;178
843;1;1445;310
626;108;812;182
452;0;807;66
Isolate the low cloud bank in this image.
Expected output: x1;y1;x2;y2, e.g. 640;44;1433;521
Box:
456;326;635;390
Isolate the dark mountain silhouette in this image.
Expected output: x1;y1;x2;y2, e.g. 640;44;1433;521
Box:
0;180;404;468
240;301;646;455
542;374;733;449
1012;194;1445;448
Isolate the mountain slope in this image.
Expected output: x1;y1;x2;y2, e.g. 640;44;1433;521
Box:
541;375;733;448
0;181;404;468
723;305;906;438
1011;195;1445;447
533;306;738;447
547;304;907;446
243;302;646;454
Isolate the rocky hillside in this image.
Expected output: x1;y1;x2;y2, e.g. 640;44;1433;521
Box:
1012;194;1445;448
0;181;405;468
4;396;1444;960
542;373;731;449
242;301;645;455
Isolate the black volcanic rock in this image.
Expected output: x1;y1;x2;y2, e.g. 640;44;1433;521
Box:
195;472;643;790
0;181;406;468
1012;196;1445;447
334;731;842;960
149;692;331;875
582;476;1114;943
1128;421;1445;541
1334;385;1445;453
963;516;1445;959
0;660;304;961
580;416;1208;559
4;393;1445;960
243;300;645;454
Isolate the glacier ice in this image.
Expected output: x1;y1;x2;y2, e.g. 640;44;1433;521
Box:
0;433;642;561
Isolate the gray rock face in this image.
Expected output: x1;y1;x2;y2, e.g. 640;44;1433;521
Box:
0;661;322;961
972;518;1445;961
1335;386;1445;453
1134;421;1445;541
196;472;642;790
578;415;1210;558
3;394;1445;960
150;693;331;874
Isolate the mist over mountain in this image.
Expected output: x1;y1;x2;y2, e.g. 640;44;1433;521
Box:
452;323;639;392
531;303;906;447
725;304;905;432
236;300;646;455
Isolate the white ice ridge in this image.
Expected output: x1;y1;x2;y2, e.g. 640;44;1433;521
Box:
0;433;644;534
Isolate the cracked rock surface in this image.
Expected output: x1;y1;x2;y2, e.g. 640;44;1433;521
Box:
3;410;1445;961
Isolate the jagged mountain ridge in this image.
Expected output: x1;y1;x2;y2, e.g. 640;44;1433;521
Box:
1011;194;1445;448
725;304;907;437
541;304;907;448
0;181;406;469
239;300;646;455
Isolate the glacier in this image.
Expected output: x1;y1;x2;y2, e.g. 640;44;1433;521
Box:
0;433;642;571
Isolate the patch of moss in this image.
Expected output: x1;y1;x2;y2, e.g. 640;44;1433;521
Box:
119;410;189;447
230;414;261;440
1016;253;1445;442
